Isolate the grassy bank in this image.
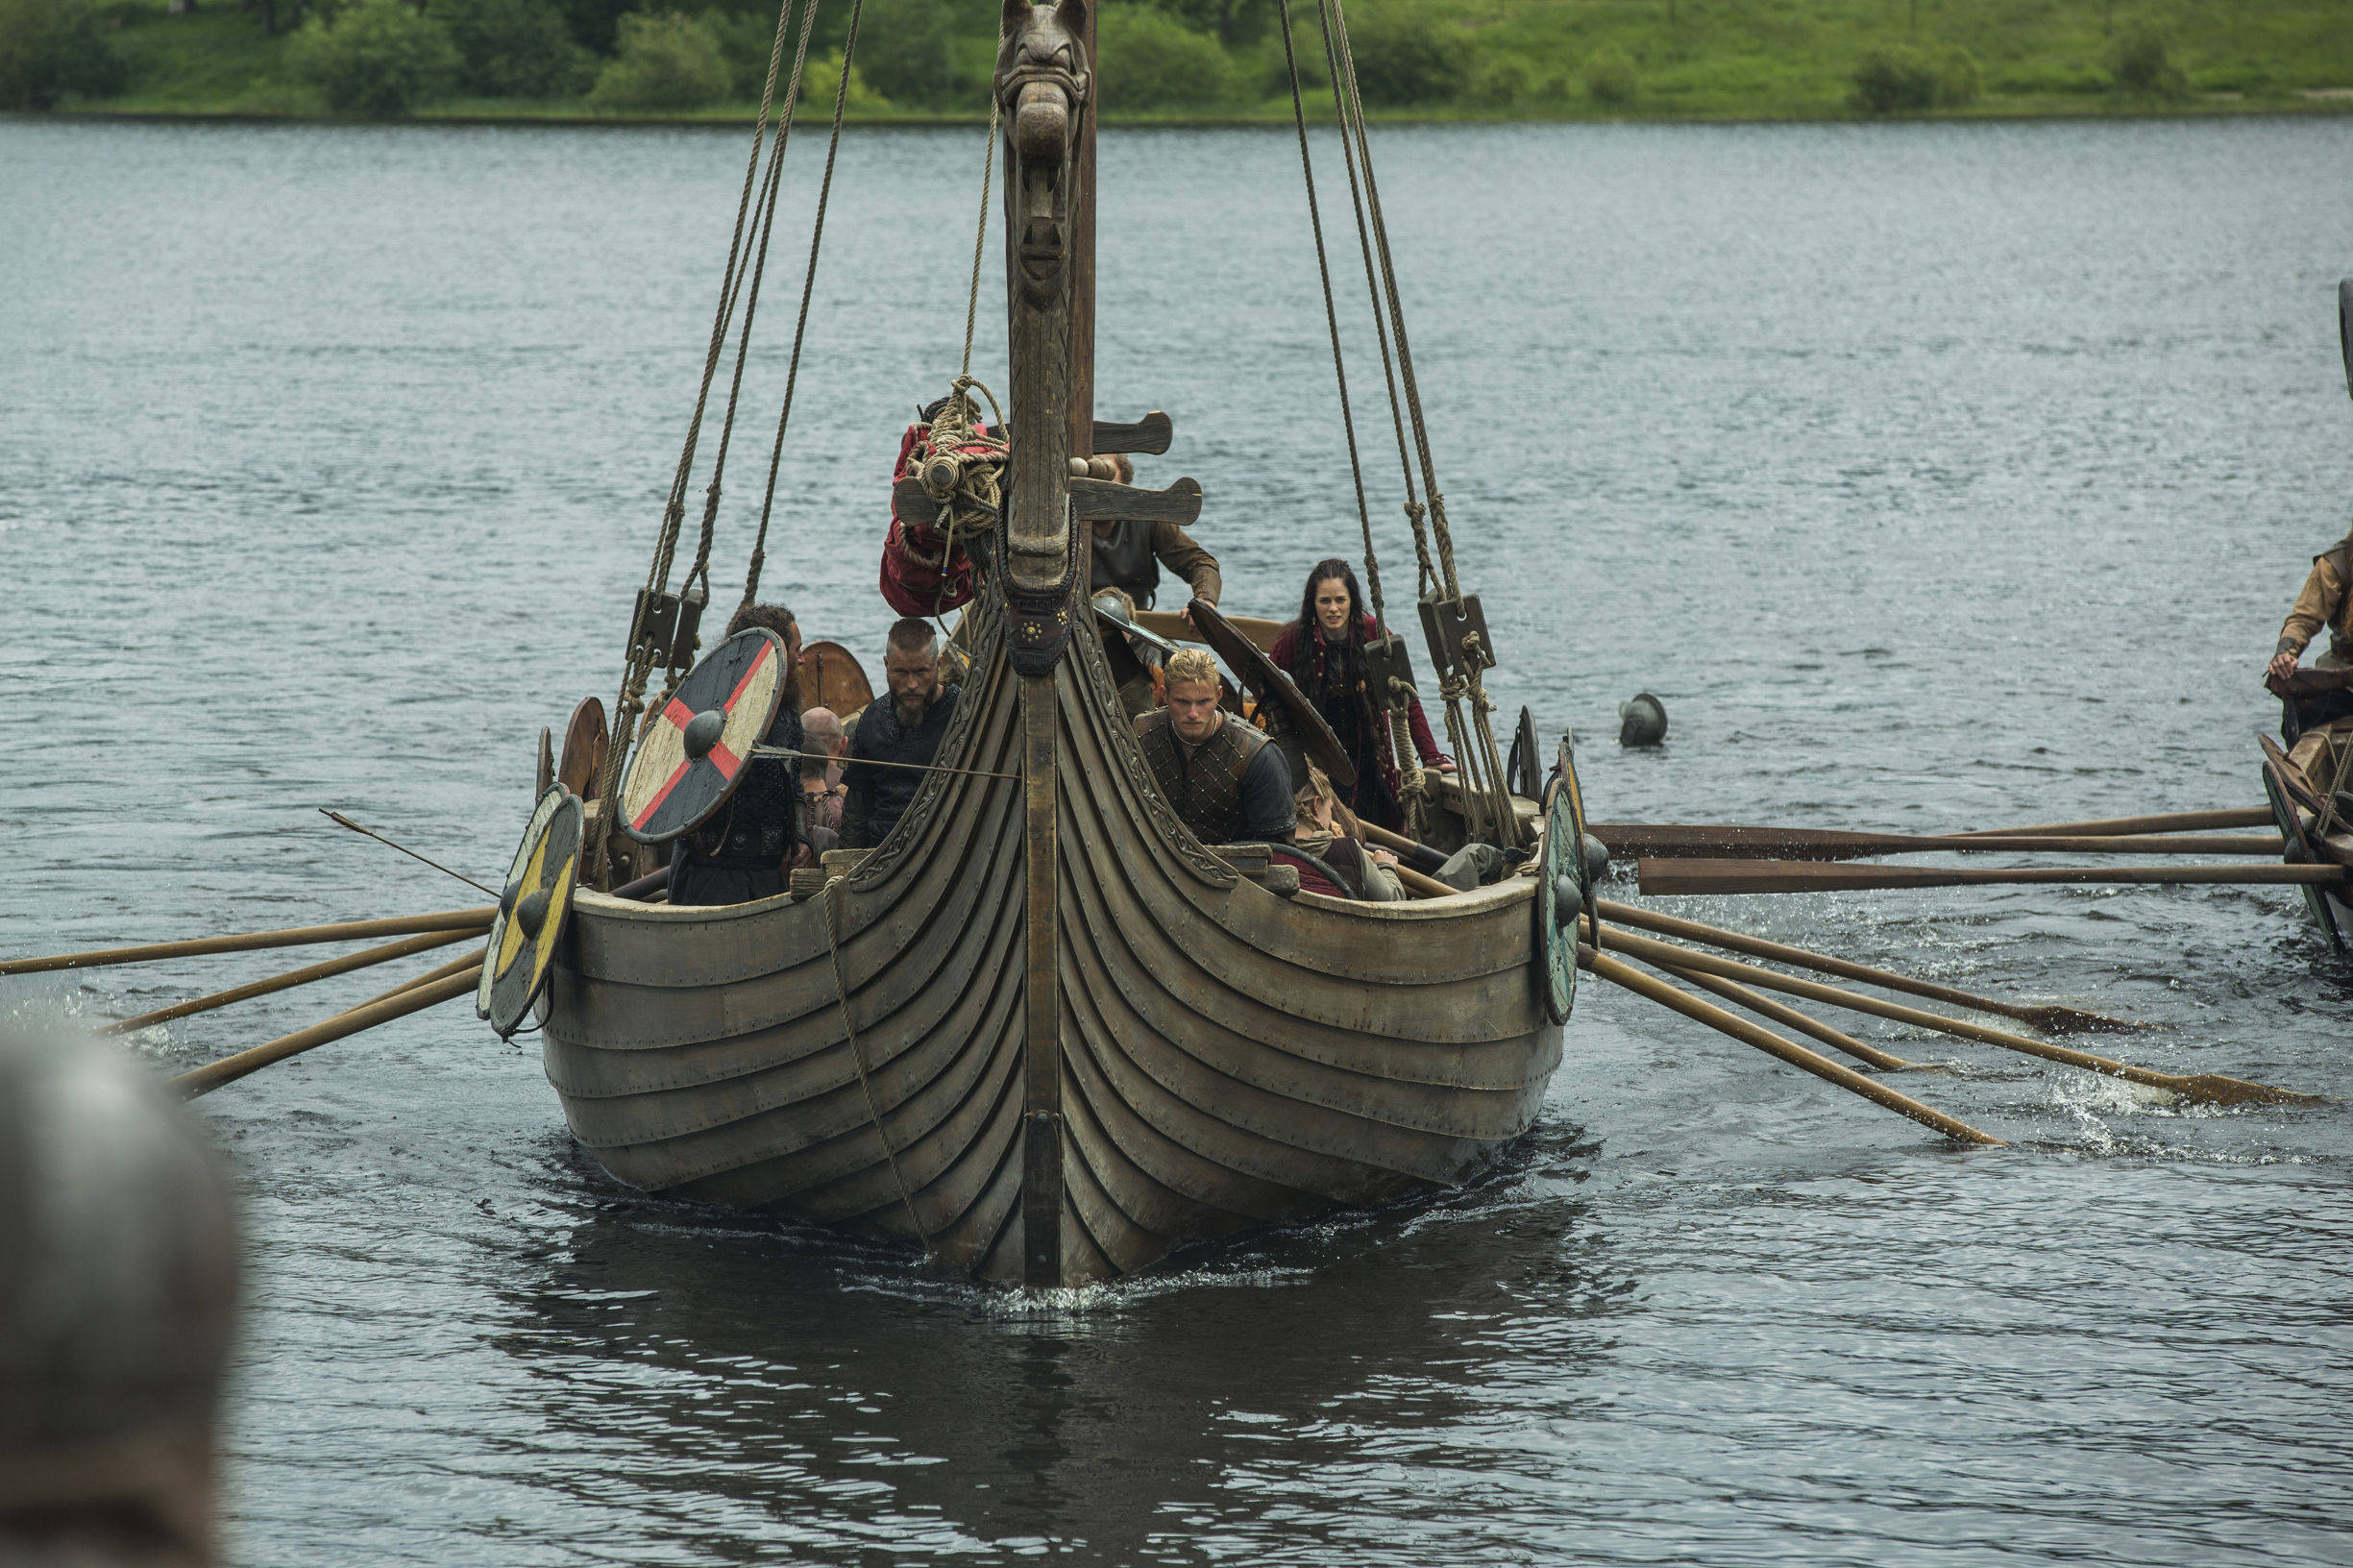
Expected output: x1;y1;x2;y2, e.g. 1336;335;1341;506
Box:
31;0;2353;124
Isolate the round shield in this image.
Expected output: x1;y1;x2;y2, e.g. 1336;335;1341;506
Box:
478;786;583;1039
1533;732;1592;1026
2262;749;2345;955
798;639;875;717
619;628;788;845
557;695;607;798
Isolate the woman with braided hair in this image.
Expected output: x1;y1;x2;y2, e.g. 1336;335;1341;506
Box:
1267;557;1453;833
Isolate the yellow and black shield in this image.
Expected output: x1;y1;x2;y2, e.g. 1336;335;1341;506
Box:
478;785;583;1039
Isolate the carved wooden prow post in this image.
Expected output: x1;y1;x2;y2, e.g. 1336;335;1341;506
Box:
995;0;1092;1288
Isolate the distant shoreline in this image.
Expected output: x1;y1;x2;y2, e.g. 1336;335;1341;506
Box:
32;98;2353;131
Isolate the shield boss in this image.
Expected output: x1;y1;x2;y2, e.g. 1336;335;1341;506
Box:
619;627;789;845
478;785;583;1039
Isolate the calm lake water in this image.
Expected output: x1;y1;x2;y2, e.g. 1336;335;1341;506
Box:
6;113;2353;1565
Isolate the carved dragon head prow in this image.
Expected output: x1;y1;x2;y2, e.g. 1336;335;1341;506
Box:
997;0;1090;305
995;0;1091;606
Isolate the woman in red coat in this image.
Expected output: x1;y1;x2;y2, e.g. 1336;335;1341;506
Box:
1267;557;1453;832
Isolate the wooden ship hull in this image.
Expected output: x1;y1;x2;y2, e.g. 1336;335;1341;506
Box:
2262;736;2353;956
545;599;1561;1286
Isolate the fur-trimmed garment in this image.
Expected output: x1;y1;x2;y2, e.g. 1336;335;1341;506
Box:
1267;613;1447;832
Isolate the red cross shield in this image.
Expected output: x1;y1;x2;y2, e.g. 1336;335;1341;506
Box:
618;627;789;845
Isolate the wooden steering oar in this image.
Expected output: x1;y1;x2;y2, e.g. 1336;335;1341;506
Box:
1595;927;2323;1108
1595;899;2147;1035
1579;944;2002;1145
2;909;497;978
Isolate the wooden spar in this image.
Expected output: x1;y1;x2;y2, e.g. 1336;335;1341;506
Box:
1394;862;1455;899
1131;608;1285;653
1630;957;1919;1071
1594;926;2323;1108
1955;808;2272;838
1357;821;1451;874
96;929;478;1037
1638;859;2345;897
1579;945;2002;1144
1586;823;2282;861
2;909;497;977
172;962;483;1098
1595;899;2147;1035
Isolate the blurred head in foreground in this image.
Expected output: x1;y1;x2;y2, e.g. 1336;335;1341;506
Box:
0;1023;240;1567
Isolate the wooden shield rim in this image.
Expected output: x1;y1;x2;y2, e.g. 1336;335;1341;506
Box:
478;787;582;1034
798;640;875;717
2261;748;2346;954
1534;749;1588;1026
1186;598;1357;789
557;696;607;798
619;628;787;845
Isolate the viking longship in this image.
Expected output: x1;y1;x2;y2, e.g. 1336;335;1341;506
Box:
502;0;1590;1288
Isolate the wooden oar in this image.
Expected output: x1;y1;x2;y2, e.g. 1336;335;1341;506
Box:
172;961;483;1098
352;945;486;1008
1579;944;2002;1144
1595;898;2148;1034
1586;823;2281;861
1630;956;1922;1072
3;909;497;978
1594;927;2323;1108
1639;860;2342;897
95;928;477;1037
1956;808;2272;838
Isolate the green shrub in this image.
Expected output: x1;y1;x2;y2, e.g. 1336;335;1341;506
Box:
854;0;955;108
1468;52;1537;107
1583;45;1637;106
0;0;124;110
588;10;728;110
1339;2;1471;106
1095;5;1230;110
288;0;458;117
798;49;884;111
2112;24;2188;98
1849;43;1978;111
1255;17;1329;98
1935;45;1980;105
425;0;586;96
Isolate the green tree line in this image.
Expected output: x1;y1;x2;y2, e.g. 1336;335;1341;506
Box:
6;0;2351;119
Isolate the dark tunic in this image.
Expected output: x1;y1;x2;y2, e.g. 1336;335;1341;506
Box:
1088;521;1221;611
1133;709;1294;845
668;703;803;906
1267;614;1446;832
841;685;961;849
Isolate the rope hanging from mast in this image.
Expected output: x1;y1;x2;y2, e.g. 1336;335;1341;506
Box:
1281;0;1525;846
589;0;815;877
740;0;871;613
1275;0;1434;843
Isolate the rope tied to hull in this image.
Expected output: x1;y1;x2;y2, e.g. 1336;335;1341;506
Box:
821;879;935;1257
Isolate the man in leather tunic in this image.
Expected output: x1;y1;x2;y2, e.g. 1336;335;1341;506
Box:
1134;649;1294;845
842;618;961;849
2270;530;2353;787
1088;454;1221;611
668;603;805;906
